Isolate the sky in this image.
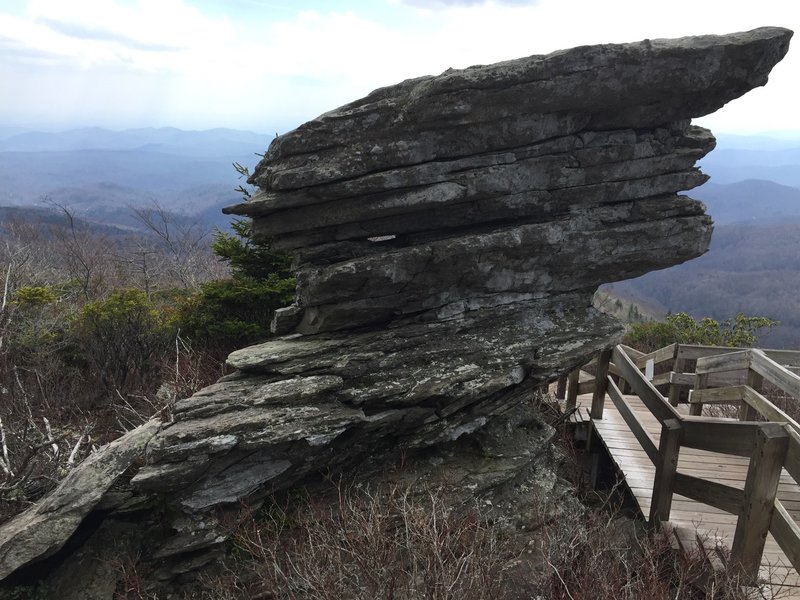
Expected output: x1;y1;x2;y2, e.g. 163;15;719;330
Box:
0;0;798;135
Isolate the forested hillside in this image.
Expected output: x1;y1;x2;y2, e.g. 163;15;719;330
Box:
612;220;800;347
612;165;800;348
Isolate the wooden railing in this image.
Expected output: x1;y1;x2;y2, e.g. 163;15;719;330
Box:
562;343;800;582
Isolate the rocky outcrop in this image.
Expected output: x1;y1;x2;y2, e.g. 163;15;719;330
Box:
0;27;792;591
225;28;791;336
0;421;159;580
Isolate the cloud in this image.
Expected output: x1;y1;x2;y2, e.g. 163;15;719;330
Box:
396;0;537;7
0;34;65;62
0;0;246;78
0;0;798;133
34;16;183;52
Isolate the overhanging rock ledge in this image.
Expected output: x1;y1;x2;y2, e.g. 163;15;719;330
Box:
0;26;792;590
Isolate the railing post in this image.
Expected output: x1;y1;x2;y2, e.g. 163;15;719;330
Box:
565;368;580;411
731;423;789;582
649;418;682;525
689;372;708;416
590;349;612;419
555;375;568;400
739;369;763;421
668;356;686;407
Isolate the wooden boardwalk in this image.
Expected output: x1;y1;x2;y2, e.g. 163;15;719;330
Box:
573;391;800;597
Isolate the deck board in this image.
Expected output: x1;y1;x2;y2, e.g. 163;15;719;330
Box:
572;392;800;598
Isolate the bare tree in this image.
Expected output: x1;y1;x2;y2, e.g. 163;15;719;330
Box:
129;201;228;289
44;199;117;300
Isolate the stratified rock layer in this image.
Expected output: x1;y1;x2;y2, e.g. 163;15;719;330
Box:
0;27;792;589
225;27;791;336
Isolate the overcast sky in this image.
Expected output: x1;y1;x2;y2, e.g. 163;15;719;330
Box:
1;0;798;135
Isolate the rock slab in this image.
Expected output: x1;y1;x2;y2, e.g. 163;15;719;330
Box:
0;421;160;580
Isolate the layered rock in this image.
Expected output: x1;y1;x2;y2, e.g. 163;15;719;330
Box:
225;28;791;336
0;27;792;590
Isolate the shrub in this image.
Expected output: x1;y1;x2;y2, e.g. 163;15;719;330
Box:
172;274;295;355
11;286;58;307
624;312;776;353
199;482;512;600
173;217;295;355
211;218;292;281
720;313;779;347
5;287;64;359
67;289;172;394
541;512;769;600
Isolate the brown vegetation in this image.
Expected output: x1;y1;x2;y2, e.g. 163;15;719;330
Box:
107;472;782;599
0;205;262;521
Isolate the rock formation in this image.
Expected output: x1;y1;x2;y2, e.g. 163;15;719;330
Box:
0;27;792;593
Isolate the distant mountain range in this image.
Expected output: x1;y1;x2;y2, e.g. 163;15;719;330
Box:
699;152;800;188
0;126;269;156
698;179;800;225
0;126;271;230
608;133;800;348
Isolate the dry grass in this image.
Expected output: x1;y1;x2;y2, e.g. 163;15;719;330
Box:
196;482;512;600
0;335;223;524
540;509;790;600
111;475;788;600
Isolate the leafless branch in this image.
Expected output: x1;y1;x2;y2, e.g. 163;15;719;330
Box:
0;417;13;477
67;432;87;467
42;417;59;457
1;262;11;313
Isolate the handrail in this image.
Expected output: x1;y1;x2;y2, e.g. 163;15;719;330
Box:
694;349;751;374
751;348;800;398
680;417;762;457
563;344;799;405
611;346;681;423
742;387;800;433
617;344;793;409
771;500;800;569
677;344;800;365
692;349;800;422
619;344;645;360
673;472;742;514
633;342;677;369
565;342;800;582
785;427;800;484
606;377;658;463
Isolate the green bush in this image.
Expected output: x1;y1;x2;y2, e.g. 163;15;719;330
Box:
67;289;172;393
212;218;292;280
11;286;58;307
5;286;66;366
173;218;296;355
624;312;777;353
720;313;779;347
173;274;295;354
